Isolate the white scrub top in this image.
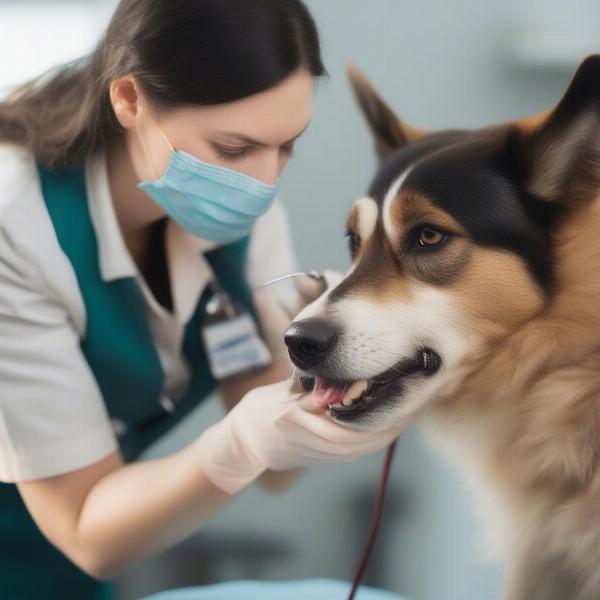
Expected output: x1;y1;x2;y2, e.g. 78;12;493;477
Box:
0;143;299;483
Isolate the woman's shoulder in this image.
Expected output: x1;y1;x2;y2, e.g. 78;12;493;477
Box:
0;143;50;274
246;197;300;309
0;141;34;199
0;142;55;262
0;142;46;230
248;197;295;270
0;143;86;328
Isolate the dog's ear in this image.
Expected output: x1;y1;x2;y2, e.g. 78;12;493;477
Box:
520;54;600;204
347;65;428;160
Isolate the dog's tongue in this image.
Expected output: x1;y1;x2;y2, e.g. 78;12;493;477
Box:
312;379;348;408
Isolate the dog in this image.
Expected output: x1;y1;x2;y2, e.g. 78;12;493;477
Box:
284;55;600;600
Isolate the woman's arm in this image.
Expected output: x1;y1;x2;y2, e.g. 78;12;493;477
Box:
20;354;310;585
18;347;301;585
18;444;231;581
17;307;299;583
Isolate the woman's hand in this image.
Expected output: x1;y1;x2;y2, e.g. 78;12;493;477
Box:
251;270;345;359
216;271;344;492
195;380;402;495
293;269;344;309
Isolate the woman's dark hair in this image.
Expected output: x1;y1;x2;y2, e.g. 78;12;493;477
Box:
0;0;325;169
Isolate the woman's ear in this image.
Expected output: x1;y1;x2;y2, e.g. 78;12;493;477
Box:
346;64;428;161
519;54;600;205
110;76;140;129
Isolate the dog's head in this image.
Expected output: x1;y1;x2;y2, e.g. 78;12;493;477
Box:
285;56;600;431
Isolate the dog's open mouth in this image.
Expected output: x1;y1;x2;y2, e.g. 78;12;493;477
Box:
301;348;441;422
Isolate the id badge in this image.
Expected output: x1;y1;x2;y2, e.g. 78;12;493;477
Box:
201;284;272;380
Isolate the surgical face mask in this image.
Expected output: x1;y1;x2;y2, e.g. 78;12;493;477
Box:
137;124;277;244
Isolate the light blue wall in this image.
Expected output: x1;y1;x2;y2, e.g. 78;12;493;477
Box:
280;0;595;273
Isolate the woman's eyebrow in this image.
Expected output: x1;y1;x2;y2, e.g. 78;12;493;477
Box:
217;123;311;146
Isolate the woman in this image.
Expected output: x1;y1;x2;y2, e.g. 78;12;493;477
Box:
0;1;401;598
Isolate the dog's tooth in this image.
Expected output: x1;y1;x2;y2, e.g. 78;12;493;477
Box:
342;380;369;404
342;397;353;407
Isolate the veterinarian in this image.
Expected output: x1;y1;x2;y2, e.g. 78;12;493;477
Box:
0;1;404;599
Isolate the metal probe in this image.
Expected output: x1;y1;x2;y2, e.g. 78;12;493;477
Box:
258;270;325;288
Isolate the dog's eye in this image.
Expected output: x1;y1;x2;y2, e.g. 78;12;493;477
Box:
345;229;361;258
418;226;447;248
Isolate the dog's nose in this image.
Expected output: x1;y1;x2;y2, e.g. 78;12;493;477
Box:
284;319;338;369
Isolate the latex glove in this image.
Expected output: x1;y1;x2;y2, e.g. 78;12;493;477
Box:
293;269;344;307
194;380;401;495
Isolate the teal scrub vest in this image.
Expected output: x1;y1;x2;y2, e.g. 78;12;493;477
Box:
0;162;256;599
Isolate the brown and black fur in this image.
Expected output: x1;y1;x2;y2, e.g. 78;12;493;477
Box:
354;56;600;600
290;56;600;599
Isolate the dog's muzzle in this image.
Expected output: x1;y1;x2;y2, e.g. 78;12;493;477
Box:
284;318;339;369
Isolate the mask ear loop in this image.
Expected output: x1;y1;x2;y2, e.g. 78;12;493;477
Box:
136;115;174;181
157;125;175;152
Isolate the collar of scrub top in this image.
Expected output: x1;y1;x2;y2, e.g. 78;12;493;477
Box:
86;153;217;324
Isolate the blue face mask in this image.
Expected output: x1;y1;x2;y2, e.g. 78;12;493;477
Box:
138;125;277;244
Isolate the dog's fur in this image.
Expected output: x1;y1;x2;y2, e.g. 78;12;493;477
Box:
290;56;600;599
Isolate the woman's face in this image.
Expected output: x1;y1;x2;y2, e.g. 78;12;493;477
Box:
121;68;315;186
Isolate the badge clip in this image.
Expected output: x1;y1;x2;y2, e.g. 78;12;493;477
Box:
201;280;272;380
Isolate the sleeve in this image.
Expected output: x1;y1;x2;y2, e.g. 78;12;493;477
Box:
246;198;303;316
0;224;118;482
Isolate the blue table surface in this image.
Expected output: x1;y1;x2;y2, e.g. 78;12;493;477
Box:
140;578;409;600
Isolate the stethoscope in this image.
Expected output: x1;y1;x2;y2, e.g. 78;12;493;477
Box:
261;270;397;600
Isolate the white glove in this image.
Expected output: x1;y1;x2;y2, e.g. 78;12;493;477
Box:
194;380;401;495
293;269;344;306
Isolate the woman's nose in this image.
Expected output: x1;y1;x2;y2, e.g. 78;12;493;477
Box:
250;150;281;185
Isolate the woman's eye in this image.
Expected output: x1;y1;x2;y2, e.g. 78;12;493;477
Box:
417;226;447;248
212;144;249;161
